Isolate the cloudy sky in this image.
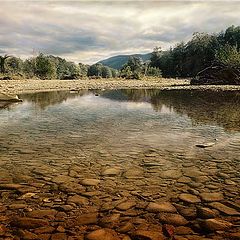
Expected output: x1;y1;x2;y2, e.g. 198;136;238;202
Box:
0;1;240;64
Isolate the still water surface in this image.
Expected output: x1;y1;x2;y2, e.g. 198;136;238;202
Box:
0;89;239;238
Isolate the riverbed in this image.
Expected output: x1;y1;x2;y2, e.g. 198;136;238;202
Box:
0;89;239;240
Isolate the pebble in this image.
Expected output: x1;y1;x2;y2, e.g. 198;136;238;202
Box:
157;213;188;226
208;202;240;216
146;202;177;213
199;192;224;202
178;194;201;204
131;230;165;240
116;201;136;211
86;228;121;240
81;179;101;186
200;218;233;232
12;217;49;228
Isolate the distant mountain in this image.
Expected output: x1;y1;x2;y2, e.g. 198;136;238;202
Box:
97;53;152;70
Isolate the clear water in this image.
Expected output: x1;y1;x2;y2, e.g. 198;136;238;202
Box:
0;89;239;236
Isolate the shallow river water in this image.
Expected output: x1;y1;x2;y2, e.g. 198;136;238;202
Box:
0;89;239;240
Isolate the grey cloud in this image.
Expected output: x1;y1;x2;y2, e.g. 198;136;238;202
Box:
0;1;239;63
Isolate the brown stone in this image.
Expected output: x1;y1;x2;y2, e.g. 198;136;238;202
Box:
116;201;136;211
146;202;177;213
85;228;121;240
197;207;219;219
67;195;88;205
51;233;67;240
131;230;165;240
158;213;188;226
12;217;49;229
200;218;233;232
199;192;224;202
27;209;57;219
81;179;100;186
178;194;201;204
76;213;98;225
209;202;240;216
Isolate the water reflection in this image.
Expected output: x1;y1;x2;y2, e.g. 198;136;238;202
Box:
18;89;240;131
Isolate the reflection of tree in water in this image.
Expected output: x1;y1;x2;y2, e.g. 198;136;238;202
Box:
20;90;88;110
0;101;15;110
120;89;240;131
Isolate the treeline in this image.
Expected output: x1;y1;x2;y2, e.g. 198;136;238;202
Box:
1;25;239;80
150;25;240;78
0;53;119;80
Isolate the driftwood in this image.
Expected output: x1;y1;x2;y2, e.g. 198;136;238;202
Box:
191;63;240;85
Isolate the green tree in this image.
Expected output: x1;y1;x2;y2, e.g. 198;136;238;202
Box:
35;53;57;79
215;44;240;67
87;63;103;77
23;58;36;78
6;57;23;74
101;66;112;78
0;55;11;73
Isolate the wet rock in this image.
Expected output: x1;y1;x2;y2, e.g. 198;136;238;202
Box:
59;182;85;194
200;218;233;232
160;170;182;179
56;226;65;232
38;234;51;240
17;229;39;239
81;179;100;186
27;209;57;219
195;142;215;148
0;224;7;236
175;226;193;235
51;233;67;240
183;169;204;178
131;230;165;240
197;207;219;219
178;194;201;204
51;175;76;184
9;203;28;209
18;193;37;200
33;226;55;234
12;217;49;229
55;205;74;212
85;228;121;240
225;179;236;185
199;192;224;202
0;183;24;190
76;213;98;225
124;168;144;179
67;195;89;205
162;224;175;238
208;202;240;216
117;222;134;233
176;205;197;219
146;202;177;213
101;168;121;176
157;213;188;226
99;214;120;228
116;201;136;211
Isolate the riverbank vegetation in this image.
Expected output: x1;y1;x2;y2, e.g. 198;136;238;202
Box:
0;25;239;82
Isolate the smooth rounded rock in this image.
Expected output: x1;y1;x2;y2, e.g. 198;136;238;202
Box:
179;194;201;204
85;228;121;240
146;202;177;213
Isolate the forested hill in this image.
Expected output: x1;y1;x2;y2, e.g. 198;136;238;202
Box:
97;53;152;70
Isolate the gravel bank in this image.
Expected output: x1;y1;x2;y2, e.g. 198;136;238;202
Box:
0;78;188;95
1;78;240;96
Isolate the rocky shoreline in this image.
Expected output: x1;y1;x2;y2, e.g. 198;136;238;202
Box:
1;79;240;96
